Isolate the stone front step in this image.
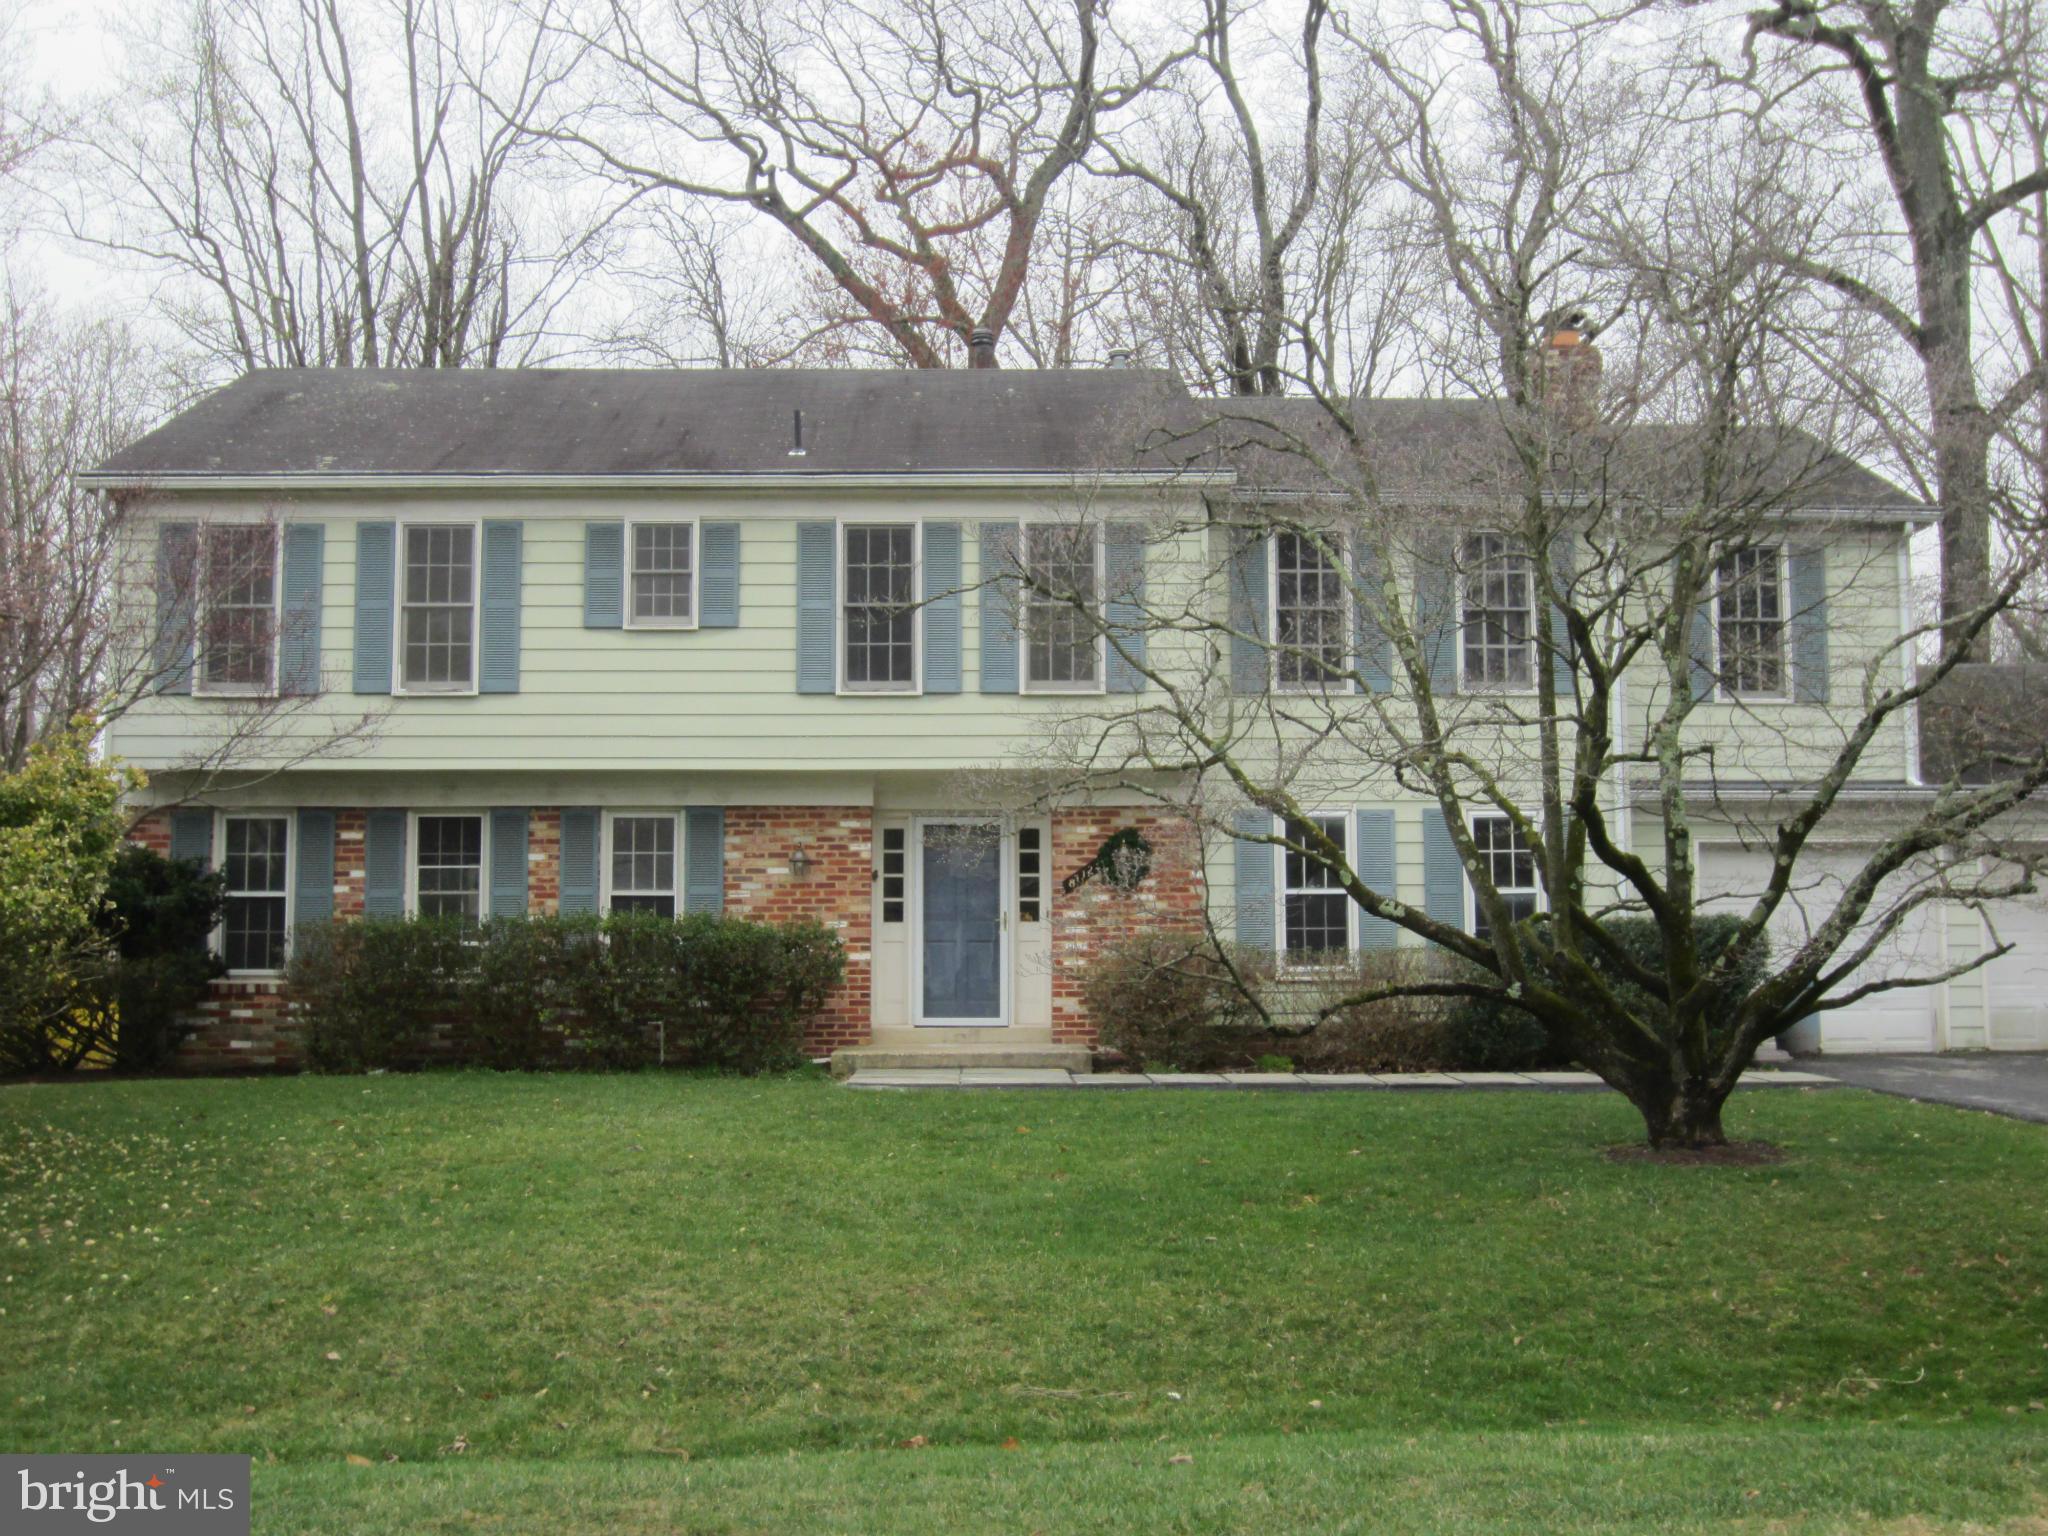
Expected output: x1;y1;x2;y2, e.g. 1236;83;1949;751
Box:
830;1043;1093;1079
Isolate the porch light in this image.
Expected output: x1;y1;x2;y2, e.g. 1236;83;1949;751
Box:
789;846;814;879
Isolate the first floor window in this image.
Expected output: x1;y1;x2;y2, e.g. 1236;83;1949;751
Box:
1024;523;1100;690
880;827;906;924
610;816;678;916
1461;533;1535;689
222;815;289;971
1717;546;1786;698
1282;813;1350;959
843;524;917;691
1470;814;1540;939
416;815;484;920
631;522;695;627
1017;825;1043;922
200;525;279;693
1274;531;1347;689
401;524;477;691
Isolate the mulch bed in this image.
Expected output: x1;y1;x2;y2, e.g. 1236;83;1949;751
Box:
1604;1139;1786;1167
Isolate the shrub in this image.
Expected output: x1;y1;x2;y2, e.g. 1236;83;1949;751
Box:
1290;949;1495;1072
289;916;473;1072
1084;932;1271;1070
1576;914;1773;1058
86;844;227;1070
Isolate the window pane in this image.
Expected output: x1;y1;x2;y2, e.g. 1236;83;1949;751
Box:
1025;525;1100;687
1717;547;1786;696
610;817;677;900
223;896;287;971
632;524;694;622
1282;814;1349;956
1471;815;1539;940
1275;532;1347;687
843;526;917;688
201;527;277;688
401;527;476;688
221;817;290;970
1461;534;1535;688
612;894;676;918
416;816;483;920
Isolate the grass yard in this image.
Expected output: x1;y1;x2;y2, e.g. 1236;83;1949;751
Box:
2;1074;2045;1533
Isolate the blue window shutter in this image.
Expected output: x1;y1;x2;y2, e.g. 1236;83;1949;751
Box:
1689;599;1717;702
1105;522;1147;694
559;808;599;915
480;520;521;694
1790;547;1829;703
1422;812;1465;933
979;523;1019;694
1416;537;1459;697
169;809;212;868
353;522;395;695
1230;534;1269;694
796;522;836;694
363;809;406;917
684;807;725;914
490;808;529;917
1355;809;1397;949
295;809;336;924
701;522;741;628
1233;809;1274;950
585;523;624;629
1548;533;1576;703
1353;537;1392;694
923;521;962;694
154;523;198;695
279;524;324;695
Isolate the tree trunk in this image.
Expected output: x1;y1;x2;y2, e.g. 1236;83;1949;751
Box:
1633;1075;1731;1149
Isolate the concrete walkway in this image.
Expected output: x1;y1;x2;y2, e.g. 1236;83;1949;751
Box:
1804;1053;2048;1125
845;1066;1839;1091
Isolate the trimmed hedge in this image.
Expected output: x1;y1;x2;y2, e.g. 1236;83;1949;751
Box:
288;912;844;1074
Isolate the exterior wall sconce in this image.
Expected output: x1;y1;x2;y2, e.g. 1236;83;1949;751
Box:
789;846;814;879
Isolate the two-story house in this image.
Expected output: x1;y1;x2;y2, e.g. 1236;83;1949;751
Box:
83;366;2036;1070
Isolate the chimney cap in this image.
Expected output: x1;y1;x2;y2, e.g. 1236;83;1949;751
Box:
968;326;997;369
1105;345;1135;368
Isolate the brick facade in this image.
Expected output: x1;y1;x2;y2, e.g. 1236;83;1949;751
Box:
1048;809;1207;1044
722;806;874;1056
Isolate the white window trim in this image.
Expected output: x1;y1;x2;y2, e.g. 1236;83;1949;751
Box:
192;521;283;700
1019;519;1108;697
622;517;700;632
1269;528;1353;696
1454;532;1540;697
599;809;684;914
1711;544;1793;704
1465;811;1546;937
835;515;924;697
1273;809;1356;964
392;519;484;698
214;810;294;977
402;809;491;919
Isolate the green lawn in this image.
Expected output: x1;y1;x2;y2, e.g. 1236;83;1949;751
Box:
2;1074;2044;1533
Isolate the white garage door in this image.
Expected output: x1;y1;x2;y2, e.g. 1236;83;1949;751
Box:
1698;846;1942;1053
1983;888;2048;1051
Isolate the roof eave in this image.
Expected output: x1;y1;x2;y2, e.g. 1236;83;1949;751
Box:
76;468;1238;494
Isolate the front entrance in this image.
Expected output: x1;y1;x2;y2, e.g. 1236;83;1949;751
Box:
913;818;1009;1027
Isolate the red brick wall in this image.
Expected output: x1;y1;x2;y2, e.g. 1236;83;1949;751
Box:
529;808;562;915
722;807;873;1056
1049;809;1207;1045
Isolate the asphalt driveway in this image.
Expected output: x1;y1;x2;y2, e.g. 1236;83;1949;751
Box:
1808;1053;2048;1125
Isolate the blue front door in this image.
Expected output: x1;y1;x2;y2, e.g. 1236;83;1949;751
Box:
920;822;1004;1022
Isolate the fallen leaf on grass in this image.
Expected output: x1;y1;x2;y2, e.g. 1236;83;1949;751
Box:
1168;1453;1194;1466
900;1436;930;1450
1001;1438;1022;1451
323;1352;341;1362
345;1455;373;1468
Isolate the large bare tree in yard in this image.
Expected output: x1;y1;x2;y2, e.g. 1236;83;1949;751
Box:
1718;0;2048;656
987;0;2048;1147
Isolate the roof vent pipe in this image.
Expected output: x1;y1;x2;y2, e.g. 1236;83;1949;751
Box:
1106;346;1134;368
788;408;807;457
968;327;998;369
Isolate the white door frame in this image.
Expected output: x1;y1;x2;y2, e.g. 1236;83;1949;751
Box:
910;814;1012;1028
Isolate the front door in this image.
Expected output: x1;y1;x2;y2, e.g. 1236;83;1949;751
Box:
915;820;1007;1026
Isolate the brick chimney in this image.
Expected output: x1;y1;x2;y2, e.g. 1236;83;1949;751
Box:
968;327;998;369
1537;312;1602;428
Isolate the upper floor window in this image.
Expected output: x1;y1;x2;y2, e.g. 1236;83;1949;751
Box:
1716;546;1786;699
415;814;484;920
842;523;918;692
401;525;477;693
1023;523;1101;692
1274;532;1347;690
1461;533;1535;690
1281;813;1350;959
629;521;696;630
1470;814;1539;939
198;525;278;696
608;814;678;916
221;814;290;972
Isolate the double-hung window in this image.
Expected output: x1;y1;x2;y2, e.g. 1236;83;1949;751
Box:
1716;546;1787;699
1469;814;1540;939
608;814;678;916
842;524;918;692
1274;531;1348;690
415;814;485;920
1023;523;1102;692
221;814;290;972
1281;813;1351;959
628;521;696;629
1460;533;1536;690
198;525;279;695
399;524;478;693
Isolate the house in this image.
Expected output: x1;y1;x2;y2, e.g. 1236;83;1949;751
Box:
80;365;2033;1070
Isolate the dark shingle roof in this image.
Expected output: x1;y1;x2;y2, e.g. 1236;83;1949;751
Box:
1919;663;2048;784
